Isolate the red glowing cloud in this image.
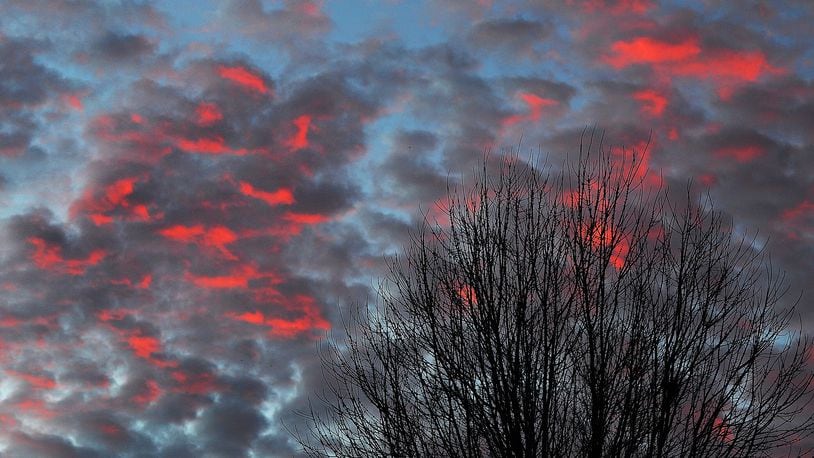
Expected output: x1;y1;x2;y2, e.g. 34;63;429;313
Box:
226;294;330;339
8;371;57;390
284;212;332;225
457;284;477;305
503;91;559;127
185;263;272;289
105;177;136;206
581;222;629;270
159;224;239;259
520;93;558;121
714;145;765;163
110;274;153;290
239;181;295;206
218;65;269;95
128;335;160;359
780;200;814;241
133;379;161;405
12;399;56;419
70;176;153;225
286;115;313;150
672;50;776;82
28;237;106;275
604;37;701;68
158;224;205;243
176;136;246;155
196;102;223;125
604;35;783;97
633;89;667;117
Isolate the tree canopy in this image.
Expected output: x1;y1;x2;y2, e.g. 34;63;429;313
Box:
298;143;814;457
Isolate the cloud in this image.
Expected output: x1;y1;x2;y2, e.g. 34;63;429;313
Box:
468;17;551;57
0;37;77;156
1;1;814;456
214;0;332;57
91;31;155;62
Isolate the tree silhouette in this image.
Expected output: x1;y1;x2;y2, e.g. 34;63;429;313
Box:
298;141;814;457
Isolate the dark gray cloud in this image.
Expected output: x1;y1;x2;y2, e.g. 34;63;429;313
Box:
92;31;155;62
468;17;551;57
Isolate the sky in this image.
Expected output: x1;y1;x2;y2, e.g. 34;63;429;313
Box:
0;0;813;456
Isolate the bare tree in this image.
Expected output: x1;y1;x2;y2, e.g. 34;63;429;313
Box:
297;140;814;457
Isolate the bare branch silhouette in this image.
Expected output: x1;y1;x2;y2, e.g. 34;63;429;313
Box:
296;140;814;457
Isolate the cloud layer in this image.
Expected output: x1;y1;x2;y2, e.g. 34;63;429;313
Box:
0;1;813;456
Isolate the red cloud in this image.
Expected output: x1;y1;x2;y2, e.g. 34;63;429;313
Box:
105;177;136;206
633;89;667;116
196;102;223;125
714;145;765;163
604;36;783;97
159;224;205;243
70;176;153;225
457;284;477;305
226;294;330;339
672;50;775;82
159;224;239;259
176;136;247;155
503;91;559;127
128;335;160;359
110;273;152;290
133;379;162;405
285;115;312;150
604;37;701;68
284;212;332;224
185;263;276;289
13;399;56;419
780;200;814;241
28;237;106;275
239;181;295;206
218;65;269;95
8;371;57;390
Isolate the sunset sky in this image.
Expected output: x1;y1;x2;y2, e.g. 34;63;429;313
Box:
1;1;813;456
